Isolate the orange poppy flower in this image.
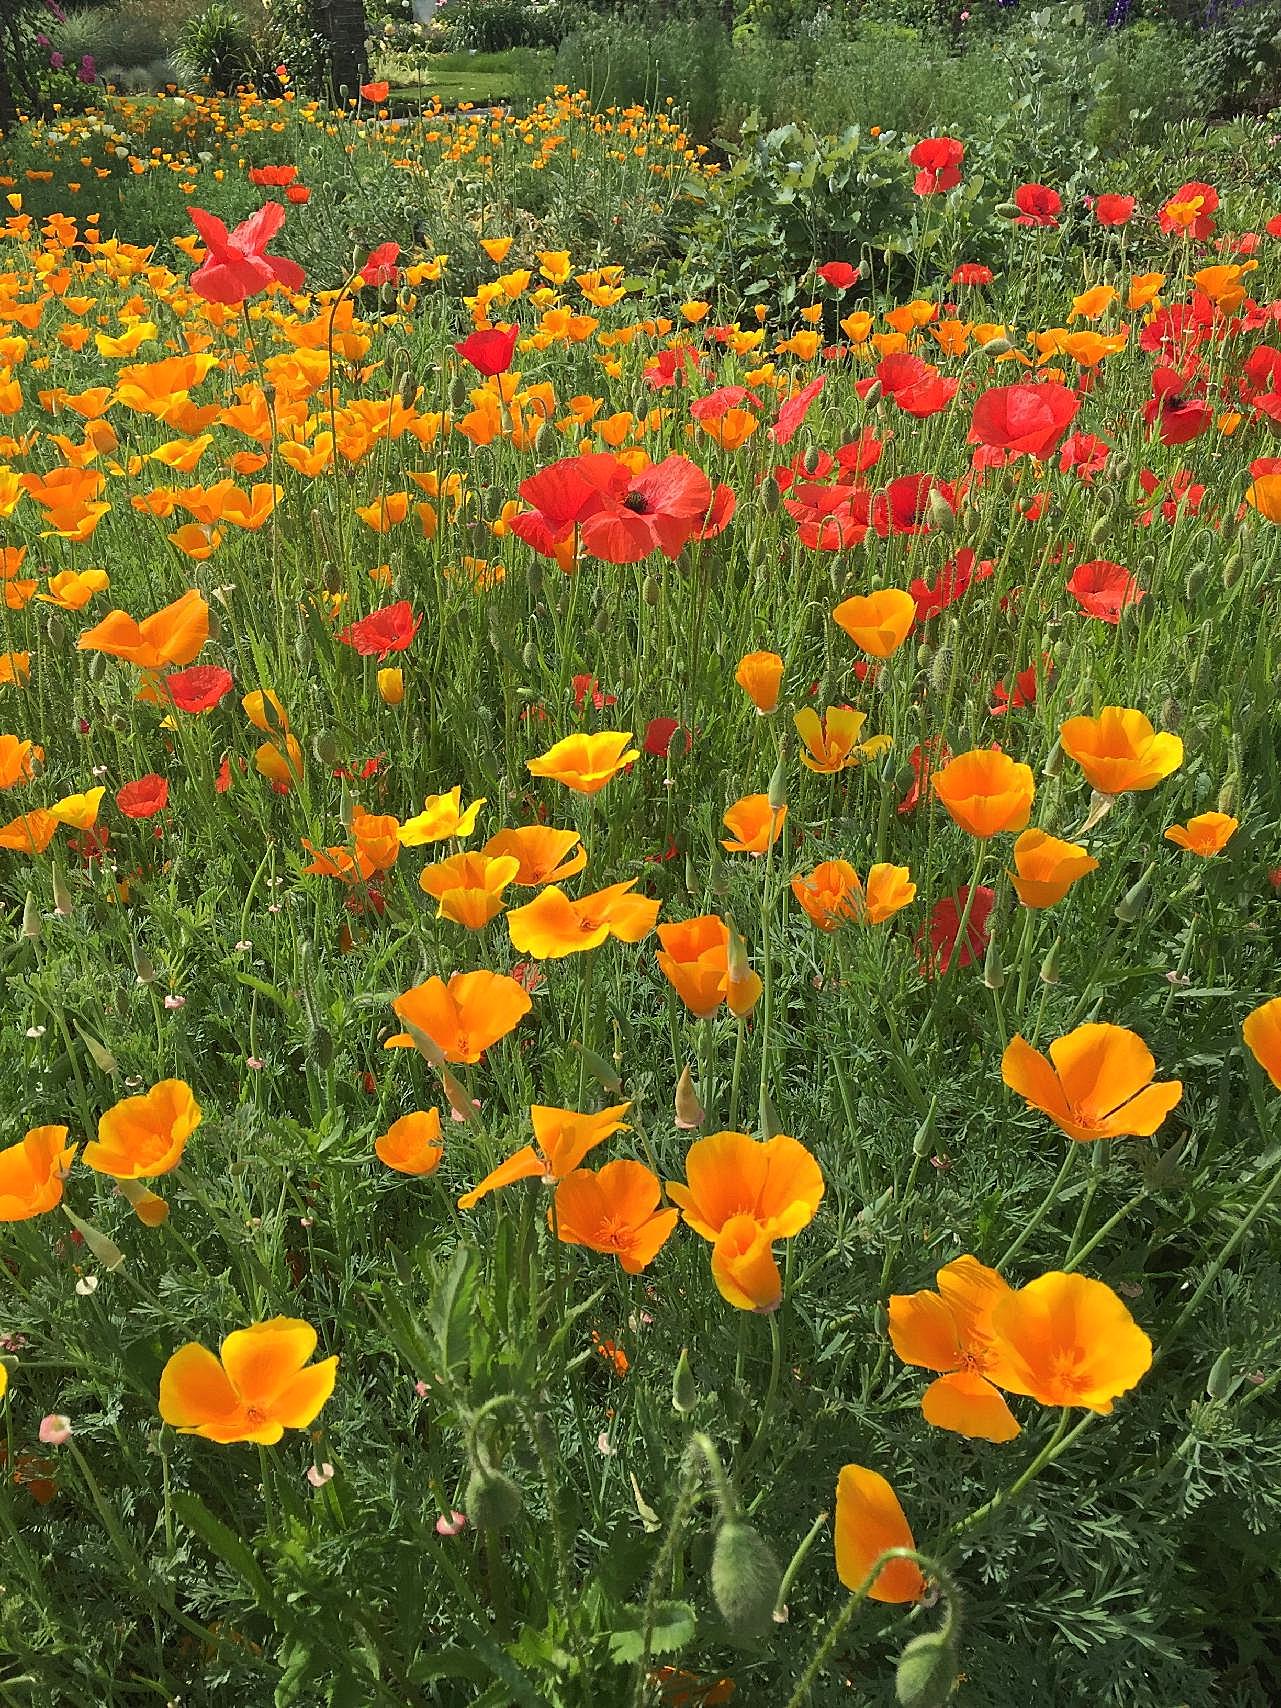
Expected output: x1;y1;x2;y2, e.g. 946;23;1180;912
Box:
710;1214;785;1312
49;787;106;829
861;863;917;923
77;587;208;670
375;1110;444;1176
1058;708;1183;795
735;650;784;714
667;1130;824;1240
656;914;763;1018
794;707;891;773
84;1080;202;1179
1163;812;1238;856
1242;997;1281;1091
1002;1023;1182;1142
399;786;485;845
0;652;30;686
985;1272;1152;1412
0;734;40;788
1245;473;1281;524
790;860;917;930
527;731;639;794
386;970;532;1062
158;1317;338;1444
482;825;586;886
834;1466;927;1603
242;689;289;732
932;748;1035;838
419;851;521;927
721;794;787;855
36;568;109;610
458;1102;631;1208
255;736;304;788
352;809;400;873
0;808;58;852
1009;829;1099;907
552;1159;679;1273
889;1255;1020;1441
507;879;660;958
831;589;916;658
0;1125;77;1221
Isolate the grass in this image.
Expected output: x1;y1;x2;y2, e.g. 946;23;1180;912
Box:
0;79;1279;1708
380;49;555;110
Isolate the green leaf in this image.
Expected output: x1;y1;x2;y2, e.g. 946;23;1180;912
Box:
427;1242;479;1382
173;1491;279;1614
607;1601;696;1665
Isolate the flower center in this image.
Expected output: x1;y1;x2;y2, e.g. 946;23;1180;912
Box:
623;491;651;514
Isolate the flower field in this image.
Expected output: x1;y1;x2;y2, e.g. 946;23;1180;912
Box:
2;81;1281;1708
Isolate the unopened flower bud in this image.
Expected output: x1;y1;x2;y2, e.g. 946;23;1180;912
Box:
1115;864;1154;923
674;1064;704;1130
895;1629;957;1708
672;1347;697;1414
464;1464;523;1532
711;1520;783;1642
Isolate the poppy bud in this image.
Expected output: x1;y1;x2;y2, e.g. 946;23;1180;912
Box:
1184;568;1204;600
674;1064;705;1130
465;1464;523;1532
20;891;40;940
1206;1347;1235;1401
310;1026;334;1069
1159;696;1181;731
672;1347;698;1414
1041;737;1062;779
927;489;955;533
378;667;404;706
1217;776;1235;815
527;558;544;598
916;642;932;669
448;373;470;411
43;611;67;647
1114;865;1154;923
572;1040;623;1094
959;504;980;538
1143;1131;1186;1190
52;862;73;919
398;367;419;408
894;1630;957;1708
521;639;538;671
1222;552;1242;589
802;446;824;476
593;605;611;636
911;1097;938;1157
760;475;781;515
767;747;788;813
712;1520;783;1642
928;647;954;695
981;334;1013;355
1039;936;1061;985
872;1300;888;1335
61;1204;125;1270
312;731;339;767
132;943;155;984
1088;515;1111;548
759;1085;784;1140
994;201;1021;218
556;590;573;619
1110;455;1131;483
862;379;882;407
642;574;661;606
982;927;1004;991
88;649;109;682
118;1177;169;1227
339;783;354;834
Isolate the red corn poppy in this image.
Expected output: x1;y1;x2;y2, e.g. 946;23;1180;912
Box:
187;202;305;306
1093;193;1135;226
916;886;994;977
971;381;1079;458
360;242;400;287
577;455;714;564
643;717;691;758
455;326;519;377
909;136;964;195
165;664;235;713
951;262;993;286
1067;561;1146;623
337;600;421;659
248;165;298;187
117;774;169;818
1012;184;1062;227
816;261;860;290
1158;181;1218;240
910;549;994;620
360;80;390;102
771;375;824;445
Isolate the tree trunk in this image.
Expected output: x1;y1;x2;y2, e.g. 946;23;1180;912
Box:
0;44;15;138
315;0;369;100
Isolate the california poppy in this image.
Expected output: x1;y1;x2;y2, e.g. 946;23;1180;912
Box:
986;1272;1152;1412
1163;812;1238;856
400;787;485;845
77;587;208;670
721;794;786;855
667;1130;823;1241
528;731;638;794
932;748;1035;838
889;1255;1020;1441
735;651;784;714
833;1466;926;1603
1002;1023;1182;1142
1009;829;1098;907
84;1080;201;1178
831;589;916;658
482;824;586;886
656;914;762;1018
420;852;520;927
1059;708;1182;795
794;707;891;773
1242;997;1281;1090
458;1102;630;1208
375;1110;444;1176
552;1159;678;1273
159;1317;337;1443
506;879;660;958
386;970;531;1062
0;1125;77;1221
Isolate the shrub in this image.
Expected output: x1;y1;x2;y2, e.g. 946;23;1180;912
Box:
172;1;258;88
440;0;570;53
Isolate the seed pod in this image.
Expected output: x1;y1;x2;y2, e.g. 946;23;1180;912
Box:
61;1204;125;1270
711;1520;783;1642
767;747;787;812
1041;737;1062;779
895;1630;958;1708
464;1465;523;1532
672;1347;697;1415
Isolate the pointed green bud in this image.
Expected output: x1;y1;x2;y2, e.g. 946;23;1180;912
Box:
674;1064;704;1130
1039;936;1061;986
20;891;40;940
1041;737;1062;779
711;1520;783;1642
982;927;1004;991
571;1040;623;1094
1206;1347;1235;1401
912;1096;938;1157
51;862;73;919
767;747;788;813
1115;864;1154;923
132;943;156;984
672;1347;697;1415
61;1205;125;1271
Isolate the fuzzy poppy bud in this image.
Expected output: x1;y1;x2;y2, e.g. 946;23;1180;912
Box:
643;574;661;607
760;475;781;515
1184;567;1204;600
1039;936;1061;985
1088;515;1111;548
928;647;954;695
312;731;339;768
895;1630;957;1708
981;334;1013;355
448;373;470;411
802;446;824;476
1216;776;1235;815
88;648;109;682
465;1465;523;1532
674;1064;705;1130
994;201;1021;218
398;367;419;408
672;1347;697;1414
927;488;955;533
711;1520;783;1641
1110;455;1131;483
521;639;538;671
1222;552;1242;589
916;641;932;669
861;379;882;407
593;605;611;636
20;891;40;940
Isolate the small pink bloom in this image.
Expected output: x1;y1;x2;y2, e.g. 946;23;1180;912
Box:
164;994;186;1011
39;1414;72;1446
436;1510;468;1536
307;1462;335;1488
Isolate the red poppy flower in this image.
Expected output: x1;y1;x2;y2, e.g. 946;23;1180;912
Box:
1012;184;1062;227
360;80;390;102
643;717;691;758
117;774;169;818
577;455;714;564
971;381;1079;458
1143;367;1212;447
337;600;421;659
360;242;400;287
285;185;310;205
916;885;994;977
455;325;519;377
1268;215;1281;239
1058;430;1111;483
165;664;234;713
899;738;950;814
1093;193;1135;226
910;549;994;620
785;481;871;551
909;136;964;195
1066;560;1146;623
875;473;956;536
693;483;736;540
771;375;824;446
572;674;617;711
513;453;632;553
248;164;298;187
643;346;704;390
1158;181;1218;240
951;263;993;286
989;659;1049;715
187;202;305;305
816;261;860;290
690;385;762;422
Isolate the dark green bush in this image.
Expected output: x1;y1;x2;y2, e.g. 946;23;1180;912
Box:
441;0;571;53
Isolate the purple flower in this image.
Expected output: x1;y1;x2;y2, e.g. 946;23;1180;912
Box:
78;54;96;82
49;51;63;69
